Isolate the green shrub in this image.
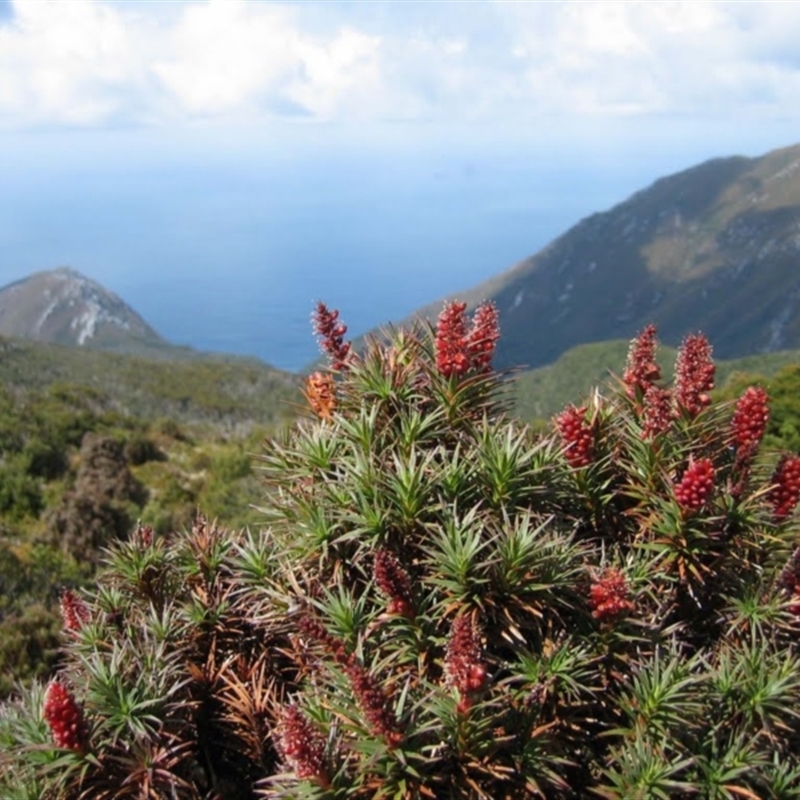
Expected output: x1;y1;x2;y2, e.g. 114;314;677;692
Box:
3;307;800;798
123;434;165;466
0;459;42;521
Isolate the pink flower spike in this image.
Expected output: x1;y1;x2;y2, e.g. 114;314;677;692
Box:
466;301;500;374
445;614;488;713
374;550;414;617
642;385;673;439
345;662;402;746
277;706;329;786
60;589;90;632
770;454;800;522
589;568;634;624
731;386;769;454
44;681;88;753
674;457;715;512
623;324;661;398
674;333;715;417
312;302;352;371
556;405;594;468
435;301;470;378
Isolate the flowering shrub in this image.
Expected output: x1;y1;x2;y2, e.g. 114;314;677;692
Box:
770;454;800;521
730;385;770;454
588;568;634;624
556;404;594;467
435;300;500;378
3;313;800;799
673;457;715;512
43;681;87;754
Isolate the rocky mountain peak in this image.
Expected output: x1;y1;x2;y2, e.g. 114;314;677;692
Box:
0;267;165;352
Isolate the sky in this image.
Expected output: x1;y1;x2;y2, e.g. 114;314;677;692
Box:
2;0;800;130
2;0;800;366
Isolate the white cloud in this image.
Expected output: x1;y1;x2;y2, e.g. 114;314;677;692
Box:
152;1;299;116
1;0;800;129
0;0;142;124
284;27;382;119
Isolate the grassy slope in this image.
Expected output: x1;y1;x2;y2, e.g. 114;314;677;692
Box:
0;336;301;433
512;339;800;422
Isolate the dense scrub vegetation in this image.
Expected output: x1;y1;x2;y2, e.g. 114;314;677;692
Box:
4;305;800;798
0;336;299;432
0;380;291;696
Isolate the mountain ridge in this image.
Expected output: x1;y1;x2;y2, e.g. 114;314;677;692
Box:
394;142;800;371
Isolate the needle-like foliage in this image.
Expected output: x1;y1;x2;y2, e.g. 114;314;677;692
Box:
3;314;800;798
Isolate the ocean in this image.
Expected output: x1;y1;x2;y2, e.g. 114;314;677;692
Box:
1;121;792;371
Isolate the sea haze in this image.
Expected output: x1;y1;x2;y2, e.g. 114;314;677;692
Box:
1;121;795;371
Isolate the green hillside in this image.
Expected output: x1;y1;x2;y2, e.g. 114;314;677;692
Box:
512;339;800;422
0;337;300;433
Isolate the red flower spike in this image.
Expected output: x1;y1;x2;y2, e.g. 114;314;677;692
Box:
298;614;352;667
623;324;661;397
435;301;470;378
445;614;488;713
60;589;90;632
674;458;715;512
344;662;402;746
277;706;329;786
589;569;634;624
312;302;352;371
777;548;800;616
770;455;800;522
556;405;594;468
642;385;673;439
374;550;414;617
133;524;153;548
731;386;769;454
297;613;400;742
465;301;500;374
674;333;715;417
44;681;88;753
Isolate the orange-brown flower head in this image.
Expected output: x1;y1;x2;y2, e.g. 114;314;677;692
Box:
674;333;715;417
556;405;594;468
373;549;414;617
465;301;500;374
304;371;337;420
674;457;715;512
623;324;661;397
589;568;634;623
445;614;488;713
60;589;90;632
277;705;329;786
312;302;352;371
731;386;769;454
44;681;88;753
435;301;470;378
770;454;800;522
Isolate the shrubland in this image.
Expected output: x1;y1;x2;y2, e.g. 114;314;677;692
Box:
0;379;292;697
3;303;800;798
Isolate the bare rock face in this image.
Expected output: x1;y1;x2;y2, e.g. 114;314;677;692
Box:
0;267;164;352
